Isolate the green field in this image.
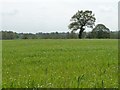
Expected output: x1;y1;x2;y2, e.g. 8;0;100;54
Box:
2;39;118;88
0;40;2;89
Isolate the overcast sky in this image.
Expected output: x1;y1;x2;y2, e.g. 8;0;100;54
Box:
0;0;119;33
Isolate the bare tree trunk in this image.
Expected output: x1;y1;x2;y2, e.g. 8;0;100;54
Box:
78;28;84;39
78;30;82;39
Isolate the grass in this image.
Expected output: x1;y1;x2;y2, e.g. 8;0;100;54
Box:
0;40;2;89
2;39;118;88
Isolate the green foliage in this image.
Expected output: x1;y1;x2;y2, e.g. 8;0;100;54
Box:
68;10;96;38
1;31;119;39
2;39;118;88
91;24;110;38
1;31;18;40
0;40;2;89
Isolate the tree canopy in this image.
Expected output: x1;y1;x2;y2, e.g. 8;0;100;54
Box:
68;10;96;38
91;24;110;38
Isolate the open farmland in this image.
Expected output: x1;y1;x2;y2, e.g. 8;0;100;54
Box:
2;39;118;88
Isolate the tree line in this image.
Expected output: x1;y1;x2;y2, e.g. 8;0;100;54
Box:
0;30;119;40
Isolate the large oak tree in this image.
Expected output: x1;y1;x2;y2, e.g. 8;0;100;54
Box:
68;10;96;39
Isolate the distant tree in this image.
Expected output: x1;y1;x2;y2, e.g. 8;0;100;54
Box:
86;32;92;39
110;31;118;39
69;31;77;39
68;10;96;39
91;24;110;38
0;32;2;40
118;31;120;39
1;31;17;40
22;34;29;39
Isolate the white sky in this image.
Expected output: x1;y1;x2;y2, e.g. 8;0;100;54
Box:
0;0;119;33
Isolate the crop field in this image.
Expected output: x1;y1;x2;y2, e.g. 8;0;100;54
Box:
2;39;118;88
